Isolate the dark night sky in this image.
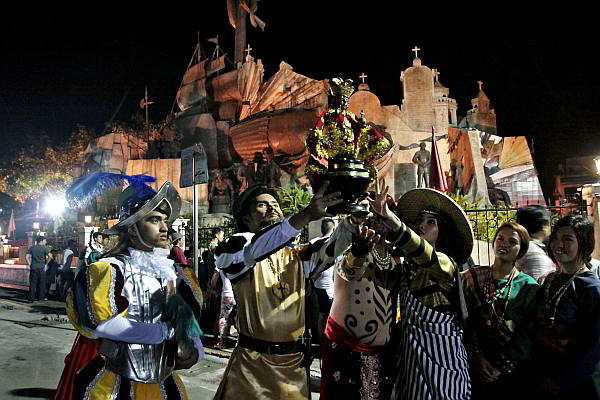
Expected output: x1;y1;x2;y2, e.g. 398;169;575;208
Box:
1;8;599;195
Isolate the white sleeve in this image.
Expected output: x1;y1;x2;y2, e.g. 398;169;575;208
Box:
309;218;355;279
216;218;300;282
95;314;169;345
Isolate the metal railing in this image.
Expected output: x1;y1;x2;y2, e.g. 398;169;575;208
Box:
465;203;587;267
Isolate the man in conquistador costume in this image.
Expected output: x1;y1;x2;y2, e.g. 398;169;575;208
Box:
66;178;204;399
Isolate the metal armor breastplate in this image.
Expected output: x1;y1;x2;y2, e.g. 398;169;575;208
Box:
104;256;176;383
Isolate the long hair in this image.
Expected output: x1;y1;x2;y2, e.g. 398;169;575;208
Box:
433;214;454;260
99;230;131;259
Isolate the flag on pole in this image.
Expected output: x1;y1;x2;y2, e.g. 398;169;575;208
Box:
430;127;448;192
7;209;16;239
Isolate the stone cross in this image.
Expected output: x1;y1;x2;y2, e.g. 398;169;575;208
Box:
433;69;440;82
245;44;253;58
412;46;421;58
359;73;368;84
478;80;483;91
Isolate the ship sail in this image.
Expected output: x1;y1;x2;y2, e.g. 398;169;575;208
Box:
176;54;227;112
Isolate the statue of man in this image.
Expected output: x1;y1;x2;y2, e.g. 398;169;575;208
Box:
210;170;235;214
412;142;431;188
259;148;282;188
236;159;255;194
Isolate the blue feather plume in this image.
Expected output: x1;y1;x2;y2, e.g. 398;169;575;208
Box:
66;172;157;209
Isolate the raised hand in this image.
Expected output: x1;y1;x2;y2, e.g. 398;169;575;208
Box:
368;180;391;218
367;179;402;233
308;181;343;218
289;181;343;230
351;225;381;257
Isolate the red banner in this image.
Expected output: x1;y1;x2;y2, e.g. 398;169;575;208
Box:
430;128;448;192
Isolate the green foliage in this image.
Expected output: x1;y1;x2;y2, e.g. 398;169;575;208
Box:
0;125;94;202
96;187;122;219
275;186;313;217
448;192;517;243
179;212;236;250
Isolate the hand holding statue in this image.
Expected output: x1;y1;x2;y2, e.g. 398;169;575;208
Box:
351;225;381;258
290;181;343;230
368;179;402;233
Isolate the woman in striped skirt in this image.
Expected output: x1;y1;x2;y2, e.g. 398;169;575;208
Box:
375;188;473;400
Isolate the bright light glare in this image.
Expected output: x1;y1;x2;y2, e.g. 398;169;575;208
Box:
44;195;66;216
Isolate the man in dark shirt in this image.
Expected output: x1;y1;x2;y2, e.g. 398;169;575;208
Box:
26;236;49;301
46;249;61;296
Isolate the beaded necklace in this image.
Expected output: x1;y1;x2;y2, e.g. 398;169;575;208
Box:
483;266;518;318
372;245;391;266
541;266;586;327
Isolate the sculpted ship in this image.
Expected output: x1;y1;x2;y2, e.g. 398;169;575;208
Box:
174;34;394;182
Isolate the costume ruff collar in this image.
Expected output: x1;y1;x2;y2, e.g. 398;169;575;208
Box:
127;247;177;281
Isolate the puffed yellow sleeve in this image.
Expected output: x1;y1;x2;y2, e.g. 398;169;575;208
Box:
67;261;127;338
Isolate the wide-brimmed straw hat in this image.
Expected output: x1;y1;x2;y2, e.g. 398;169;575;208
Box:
396;188;473;264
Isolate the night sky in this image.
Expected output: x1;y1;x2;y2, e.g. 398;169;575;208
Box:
1;8;599;195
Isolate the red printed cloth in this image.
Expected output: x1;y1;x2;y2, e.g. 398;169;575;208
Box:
324;315;383;354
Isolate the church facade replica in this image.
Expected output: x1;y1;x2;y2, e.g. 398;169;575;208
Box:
80;3;545;216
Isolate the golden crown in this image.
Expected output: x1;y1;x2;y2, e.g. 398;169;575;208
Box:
329;78;355;109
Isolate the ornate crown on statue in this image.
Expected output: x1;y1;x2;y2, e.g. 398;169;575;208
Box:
304;77;392;179
328;77;355;110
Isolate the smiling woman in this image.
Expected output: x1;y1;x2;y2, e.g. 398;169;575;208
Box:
461;221;539;399
529;216;600;398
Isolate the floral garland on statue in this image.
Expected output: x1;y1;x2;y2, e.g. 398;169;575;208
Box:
305;78;392;179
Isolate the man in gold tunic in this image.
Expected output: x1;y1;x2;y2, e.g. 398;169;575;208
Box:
213;183;342;399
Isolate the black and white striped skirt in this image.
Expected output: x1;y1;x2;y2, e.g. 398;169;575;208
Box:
391;281;471;400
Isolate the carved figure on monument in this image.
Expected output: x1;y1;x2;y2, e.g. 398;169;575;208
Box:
257;147;282;188
236;159;255;193
252;151;266;183
450;158;463;194
412;142;431;188
209;170;235;214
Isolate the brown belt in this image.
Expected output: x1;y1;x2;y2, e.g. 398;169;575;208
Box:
238;334;306;355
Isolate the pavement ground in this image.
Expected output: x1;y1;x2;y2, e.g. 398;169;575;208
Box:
0;288;322;400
